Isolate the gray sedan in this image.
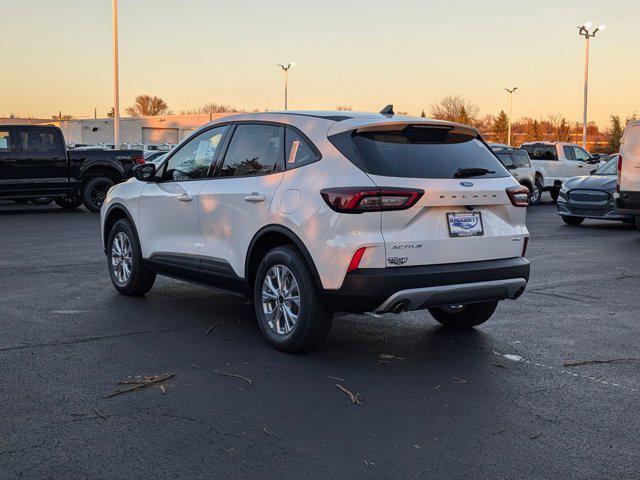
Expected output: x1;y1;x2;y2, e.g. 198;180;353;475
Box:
557;155;633;225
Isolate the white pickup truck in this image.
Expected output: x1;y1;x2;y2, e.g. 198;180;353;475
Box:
520;142;604;201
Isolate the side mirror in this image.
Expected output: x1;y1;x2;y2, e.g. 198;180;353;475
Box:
133;163;157;182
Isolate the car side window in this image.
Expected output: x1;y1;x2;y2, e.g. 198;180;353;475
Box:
285;128;318;169
219;124;284;177
563;146;576;160
17;129;58;153
0;130;11;151
530;145;557;161
161;125;228;181
572;147;591;162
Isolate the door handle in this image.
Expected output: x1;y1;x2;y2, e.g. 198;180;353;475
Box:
244;193;266;203
578;165;584;168
177;193;193;202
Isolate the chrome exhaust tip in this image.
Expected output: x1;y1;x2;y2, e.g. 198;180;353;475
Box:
391;301;409;314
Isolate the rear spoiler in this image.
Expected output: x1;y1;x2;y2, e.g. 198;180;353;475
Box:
328;117;479;138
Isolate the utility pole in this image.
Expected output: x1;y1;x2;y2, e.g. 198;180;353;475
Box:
505;87;518;146
577;22;605;149
277;62;295;110
113;0;120;148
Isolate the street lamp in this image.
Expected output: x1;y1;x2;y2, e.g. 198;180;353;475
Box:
112;0;120;148
277;62;295;110
505;87;518;146
577;22;605;149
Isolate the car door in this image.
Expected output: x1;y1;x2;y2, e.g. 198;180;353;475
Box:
12;127;68;196
198;123;285;286
564;146;590;177
0;128;18;197
138;125;229;279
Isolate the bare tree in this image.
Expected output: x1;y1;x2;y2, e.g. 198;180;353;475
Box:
336;105;353;111
126;95;172;117
430;95;480;125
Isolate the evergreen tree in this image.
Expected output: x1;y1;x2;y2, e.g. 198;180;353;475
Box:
608;115;624;153
492;110;509;144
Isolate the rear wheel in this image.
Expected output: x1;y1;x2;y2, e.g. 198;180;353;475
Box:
107;219;156;295
55;193;83;210
562;215;584;226
83;177;114;212
253;245;333;353
428;301;499;329
528;181;542;205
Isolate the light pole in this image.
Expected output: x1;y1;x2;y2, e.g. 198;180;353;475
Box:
277;62;295;110
578;22;605;149
505;87;518;146
112;0;120;148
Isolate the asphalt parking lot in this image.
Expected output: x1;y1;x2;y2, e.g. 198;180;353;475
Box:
1;199;639;479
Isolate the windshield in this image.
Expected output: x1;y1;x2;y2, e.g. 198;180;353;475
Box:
594;157;617;175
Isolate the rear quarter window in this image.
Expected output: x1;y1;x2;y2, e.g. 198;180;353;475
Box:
512;151;531;167
329;125;509;179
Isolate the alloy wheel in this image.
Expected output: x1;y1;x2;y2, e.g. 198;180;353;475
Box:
111;232;133;285
261;264;300;335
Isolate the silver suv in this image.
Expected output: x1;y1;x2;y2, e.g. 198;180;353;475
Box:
489;145;538;204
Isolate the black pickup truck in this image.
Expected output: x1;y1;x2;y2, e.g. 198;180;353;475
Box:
0;125;143;212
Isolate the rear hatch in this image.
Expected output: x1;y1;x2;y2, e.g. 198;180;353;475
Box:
329;121;528;267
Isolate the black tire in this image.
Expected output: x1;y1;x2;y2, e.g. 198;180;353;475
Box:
82;177;114;212
253;245;333;353
635;217;640;232
529;181;542;206
562;216;584;226
550;188;560;202
428;301;499;329
13;199;29;204
107;219;156;296
55;193;83;210
30;198;53;206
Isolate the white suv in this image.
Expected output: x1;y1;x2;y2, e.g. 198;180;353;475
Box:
101;109;530;352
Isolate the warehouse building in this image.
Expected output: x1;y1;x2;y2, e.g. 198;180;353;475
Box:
53;113;232;146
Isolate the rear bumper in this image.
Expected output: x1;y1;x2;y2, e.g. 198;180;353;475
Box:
323;257;530;313
616;191;640;215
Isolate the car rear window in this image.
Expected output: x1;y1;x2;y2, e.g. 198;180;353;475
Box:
329;125;509;179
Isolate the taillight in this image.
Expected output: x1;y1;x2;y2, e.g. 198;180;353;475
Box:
133;155;145;165
616;155;622;193
522;237;529;257
320;187;424;213
506;185;530;207
347;247;367;273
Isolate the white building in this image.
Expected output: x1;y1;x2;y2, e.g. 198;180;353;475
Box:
53;113;232;146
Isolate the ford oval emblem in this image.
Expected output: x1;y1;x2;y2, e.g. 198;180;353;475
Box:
460;181;474;187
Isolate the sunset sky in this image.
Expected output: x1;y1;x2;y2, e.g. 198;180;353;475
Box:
1;0;638;127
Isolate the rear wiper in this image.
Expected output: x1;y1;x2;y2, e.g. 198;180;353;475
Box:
453;167;495;178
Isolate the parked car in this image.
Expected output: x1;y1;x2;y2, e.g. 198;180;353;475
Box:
0;125;144;211
489;145;539;204
616;120;640;231
557;155;633;225
520;142;603;202
143;151;167;162
101;109;530;352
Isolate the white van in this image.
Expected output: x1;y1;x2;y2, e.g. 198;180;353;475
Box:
616;120;640;230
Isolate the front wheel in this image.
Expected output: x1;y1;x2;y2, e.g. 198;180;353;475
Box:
253;246;333;353
562;215;584;226
107;219;156;295
55;193;83;210
428;301;499;329
528;181;542;206
83;177;114;212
